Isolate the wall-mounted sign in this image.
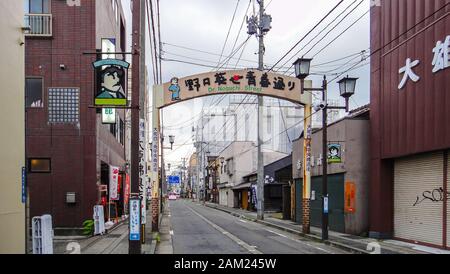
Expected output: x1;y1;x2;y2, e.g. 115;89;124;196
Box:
109;166;119;201
102;38;116;60
102;108;116;124
139;119;147;224
162;70;311;107
345;182;356;213
93;59;129;106
398;35;450;90
22;167;26;204
129;197;141;241
328;144;342;163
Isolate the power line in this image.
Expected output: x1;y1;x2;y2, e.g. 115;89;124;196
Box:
157;0;162;83
268;0;344;72
225;0;252;68
276;0;361;73
215;0;241;69
311;9;370;59
145;0;157;84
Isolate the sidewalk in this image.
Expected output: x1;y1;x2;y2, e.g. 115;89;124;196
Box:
202;201;449;254
154;200;173;254
53;210;157;254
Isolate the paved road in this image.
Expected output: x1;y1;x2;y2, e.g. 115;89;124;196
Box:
169;199;348;254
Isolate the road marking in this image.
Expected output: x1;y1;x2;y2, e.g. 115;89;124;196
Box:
185;202;262;254
239;219;247;223
265;228;288;238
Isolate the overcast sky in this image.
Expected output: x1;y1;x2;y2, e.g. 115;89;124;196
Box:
122;0;371;167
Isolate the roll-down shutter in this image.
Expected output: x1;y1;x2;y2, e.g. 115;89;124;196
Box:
447;151;450;248
394;152;444;246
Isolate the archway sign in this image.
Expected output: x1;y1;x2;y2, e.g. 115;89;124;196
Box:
149;69;313;230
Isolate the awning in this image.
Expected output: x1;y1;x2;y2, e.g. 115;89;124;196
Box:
232;182;253;190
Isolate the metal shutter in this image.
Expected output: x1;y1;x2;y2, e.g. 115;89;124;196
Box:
394;152;444;246
448;152;450;248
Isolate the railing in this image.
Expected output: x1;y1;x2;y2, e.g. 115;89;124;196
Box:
25;14;52;37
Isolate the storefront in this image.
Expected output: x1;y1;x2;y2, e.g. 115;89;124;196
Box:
292;106;370;235
370;0;450;249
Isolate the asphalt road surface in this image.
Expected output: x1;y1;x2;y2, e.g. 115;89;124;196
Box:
169;199;348;254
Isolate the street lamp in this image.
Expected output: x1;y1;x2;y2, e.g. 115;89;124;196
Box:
294;57;358;241
293;58;312;80
169;135;175;150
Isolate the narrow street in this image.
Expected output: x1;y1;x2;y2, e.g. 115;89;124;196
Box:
164;199;348;254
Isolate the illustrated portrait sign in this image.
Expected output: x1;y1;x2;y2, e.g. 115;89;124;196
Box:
328;144;342;163
93;59;130;106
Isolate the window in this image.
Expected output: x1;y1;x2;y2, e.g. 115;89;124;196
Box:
25;0;50;14
29;158;51;173
226;158;234;176
110;123;117;138
25;78;43;108
48;88;79;124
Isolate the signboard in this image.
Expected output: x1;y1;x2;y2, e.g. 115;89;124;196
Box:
124;174;130;208
22;167;26;204
102;108;116;124
129;197;141;241
162;70;311;107
139;119;147;224
101;38;116;60
328;144;342;163
324;196;329;214
345;182;356;213
109;166;119;200
168;176;180;185
93;59;129;106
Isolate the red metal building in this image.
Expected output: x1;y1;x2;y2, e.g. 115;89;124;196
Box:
370;0;450;249
24;0;128;232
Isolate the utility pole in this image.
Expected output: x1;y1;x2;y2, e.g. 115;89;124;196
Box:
321;76;329;241
256;0;265;221
129;0;144;254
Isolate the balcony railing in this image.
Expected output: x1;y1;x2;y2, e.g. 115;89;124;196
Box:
25;14;52;37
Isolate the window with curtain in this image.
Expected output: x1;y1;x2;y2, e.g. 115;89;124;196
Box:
25;0;50;14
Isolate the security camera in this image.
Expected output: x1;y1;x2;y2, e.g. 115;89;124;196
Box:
313;101;327;112
59;64;66;70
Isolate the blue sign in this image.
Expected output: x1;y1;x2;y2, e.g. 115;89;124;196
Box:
324;196;329;214
168;176;180;185
22;167;26;204
129;198;141;241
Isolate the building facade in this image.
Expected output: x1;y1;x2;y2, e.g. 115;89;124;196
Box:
292;106;370;235
370;0;450;249
25;0;128;231
0;0;26;254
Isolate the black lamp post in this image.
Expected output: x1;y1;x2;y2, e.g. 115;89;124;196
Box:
294;58;358;241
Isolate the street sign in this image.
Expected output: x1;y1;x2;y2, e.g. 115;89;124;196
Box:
129;197;141;241
168;176;180;185
22;167;26;204
102;108;116;124
324;196;329;214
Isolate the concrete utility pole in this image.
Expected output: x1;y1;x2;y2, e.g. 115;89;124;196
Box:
256;0;265;221
129;0;145;254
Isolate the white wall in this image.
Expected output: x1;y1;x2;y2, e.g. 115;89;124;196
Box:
0;0;25;254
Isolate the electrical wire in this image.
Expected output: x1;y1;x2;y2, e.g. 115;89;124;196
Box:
268;0;344;72
276;0;361;73
215;0;241;69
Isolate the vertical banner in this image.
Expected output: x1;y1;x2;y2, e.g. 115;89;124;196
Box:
303;104;312;199
139;119;147;224
151;127;159;197
345;182;356;213
109;166;120;200
124;174;130;209
129;197;141;241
